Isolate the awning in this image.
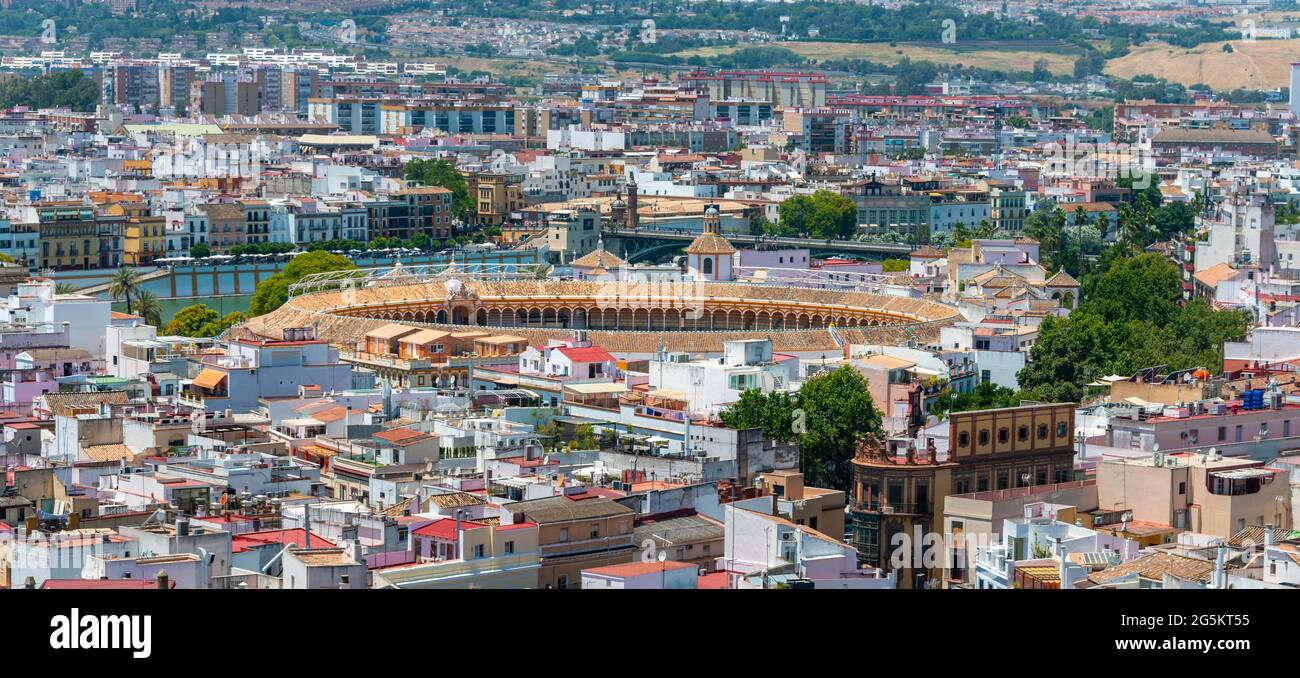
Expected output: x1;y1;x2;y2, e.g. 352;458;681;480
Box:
192;368;227;390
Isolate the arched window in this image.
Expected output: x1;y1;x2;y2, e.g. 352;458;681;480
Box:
702;257;713;275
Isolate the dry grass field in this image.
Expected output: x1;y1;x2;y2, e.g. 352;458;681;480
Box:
671;40;1079;75
1104;39;1298;90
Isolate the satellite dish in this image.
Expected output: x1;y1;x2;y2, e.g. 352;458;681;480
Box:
657;550;667;563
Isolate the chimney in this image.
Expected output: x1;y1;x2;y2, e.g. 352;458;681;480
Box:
303;503;313;550
1212;544;1227;589
339;574;350;589
23;576;35;589
454;510;462;560
155;569;169;590
1265;523;1274;549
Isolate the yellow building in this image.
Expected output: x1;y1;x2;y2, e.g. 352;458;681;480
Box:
466;172;523;227
109;203;167;267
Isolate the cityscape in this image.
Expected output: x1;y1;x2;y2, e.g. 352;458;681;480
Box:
0;0;1295;605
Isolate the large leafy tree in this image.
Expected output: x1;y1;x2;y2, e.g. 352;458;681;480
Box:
248;251;356;317
165;304;221;337
164;304;244;337
0;69;100;111
1017;254;1250;402
402;158;473;223
777;190;857;239
719;366;881;491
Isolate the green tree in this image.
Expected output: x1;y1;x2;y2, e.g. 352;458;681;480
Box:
571;424;597;450
402;158;473;223
719;389;798;443
190;242;211;258
248;251;356;317
792;366;882;490
777;190;857;239
719;366;881;491
165;304;220;336
133;289;163;328
1017;254;1250;401
0;69;100;111
108;266;142;315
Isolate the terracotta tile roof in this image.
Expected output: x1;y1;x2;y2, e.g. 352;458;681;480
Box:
41;390;129;417
1045;267;1080;288
82;443;135;462
427;491;486;509
1088;551;1215;585
1194;262;1238;289
571;247;627;270
372;427;432;445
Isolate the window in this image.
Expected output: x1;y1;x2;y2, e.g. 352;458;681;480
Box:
590;524;600;539
1178;481;1186;495
1218;426;1226;441
997;428;1009;444
958;431;970;448
473;544;485;558
504;540;514;554
702;258;713;275
1037;424;1048;440
1017;425;1029;442
978;429;990;445
1056;422;1068;438
559;527;568;542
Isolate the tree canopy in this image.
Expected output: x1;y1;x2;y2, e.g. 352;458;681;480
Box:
0;69;99;112
1016;253;1250;403
719;365;881;491
402;158;473;222
165;304;245;338
248;251;356;317
773;190;857;239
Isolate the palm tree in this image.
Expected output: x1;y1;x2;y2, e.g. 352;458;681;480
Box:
133;289;163;328
53;282;77;294
108;266;141;315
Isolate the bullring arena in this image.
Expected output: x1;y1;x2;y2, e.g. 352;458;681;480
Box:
242;265;962;354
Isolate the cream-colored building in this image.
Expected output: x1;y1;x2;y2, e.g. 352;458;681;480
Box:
1097;453;1291;539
